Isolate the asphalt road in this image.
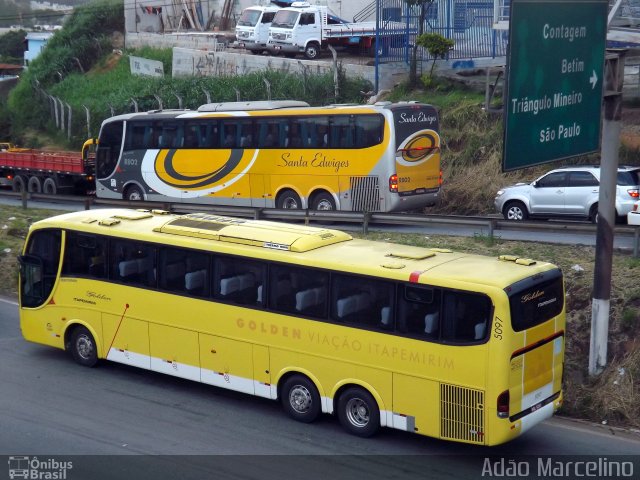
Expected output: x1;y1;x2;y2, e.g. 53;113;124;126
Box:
1;297;639;480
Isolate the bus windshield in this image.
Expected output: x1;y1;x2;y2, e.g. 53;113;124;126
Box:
508;269;564;332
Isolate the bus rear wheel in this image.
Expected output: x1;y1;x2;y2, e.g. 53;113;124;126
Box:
281;374;321;423
311;192;336;211
70;326;98;367
337;387;380;437
276;190;302;209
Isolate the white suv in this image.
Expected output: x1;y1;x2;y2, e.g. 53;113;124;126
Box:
494;166;640;223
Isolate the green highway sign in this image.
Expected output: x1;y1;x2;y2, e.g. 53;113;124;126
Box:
503;0;608;171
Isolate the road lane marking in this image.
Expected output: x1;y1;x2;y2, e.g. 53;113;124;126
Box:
0;297;18;306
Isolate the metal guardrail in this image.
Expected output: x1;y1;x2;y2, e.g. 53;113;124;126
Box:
3;190;639;257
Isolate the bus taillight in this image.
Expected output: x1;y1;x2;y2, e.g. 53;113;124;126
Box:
439;170;443;186
389;174;398;193
497;390;510;418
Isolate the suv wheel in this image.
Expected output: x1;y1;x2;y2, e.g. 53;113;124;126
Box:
503;201;529;221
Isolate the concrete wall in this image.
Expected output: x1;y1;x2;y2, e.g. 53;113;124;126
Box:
170;46;408;91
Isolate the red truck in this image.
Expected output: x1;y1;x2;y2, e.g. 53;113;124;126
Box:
0;139;96;194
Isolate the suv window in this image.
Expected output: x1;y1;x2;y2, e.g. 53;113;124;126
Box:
568;171;598;187
537;172;567;188
618;170;640;186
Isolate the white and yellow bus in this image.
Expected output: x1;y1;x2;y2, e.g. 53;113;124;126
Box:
93;100;442;212
19;209;565;446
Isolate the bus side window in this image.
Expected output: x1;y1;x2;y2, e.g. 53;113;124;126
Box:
441;291;491;343
356;114;384;148
111;240;157;288
398;285;440;340
214;256;265;307
269;265;328;318
62;232;106;279
332;274;394;330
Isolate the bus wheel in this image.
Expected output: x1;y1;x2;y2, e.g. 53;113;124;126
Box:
304;42;321;60
337;387;380;437
311;192;335;211
43;177;57;195
70;326;98;367
281;375;321;423
276;190;302;209
124;185;144;201
12;175;26;193
28;176;42;193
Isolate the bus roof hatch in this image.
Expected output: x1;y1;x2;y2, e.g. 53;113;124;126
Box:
154;213;352;252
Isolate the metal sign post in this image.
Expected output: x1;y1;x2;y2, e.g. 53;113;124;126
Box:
589;51;626;376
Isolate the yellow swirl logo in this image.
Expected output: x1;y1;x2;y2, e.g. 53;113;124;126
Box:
401;132;439;163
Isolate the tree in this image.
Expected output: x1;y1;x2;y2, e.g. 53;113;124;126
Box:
0;30;27;64
405;0;433;89
416;32;454;81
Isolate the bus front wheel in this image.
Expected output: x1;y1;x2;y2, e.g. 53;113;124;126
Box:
337;387;380;437
70;326;98;367
124;185;144;201
276;190;302;209
281;374;321;423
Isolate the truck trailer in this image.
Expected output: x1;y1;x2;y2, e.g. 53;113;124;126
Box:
0;139;96;194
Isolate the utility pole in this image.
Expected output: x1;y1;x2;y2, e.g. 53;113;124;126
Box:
589;50;627;376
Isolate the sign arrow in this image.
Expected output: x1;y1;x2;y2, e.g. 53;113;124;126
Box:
590;70;598;89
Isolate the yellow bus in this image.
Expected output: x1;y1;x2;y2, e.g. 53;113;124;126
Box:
18;209;565;446
93;100;442;212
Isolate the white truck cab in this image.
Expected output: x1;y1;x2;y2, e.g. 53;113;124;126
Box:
236;5;280;54
267;2;329;59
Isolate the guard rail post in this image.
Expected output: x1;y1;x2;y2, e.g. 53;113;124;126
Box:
363;211;371;235
488;218;496;238
254;208;262;220
304;209;309;226
21;189;27;209
84;198;92;210
634;226;639;258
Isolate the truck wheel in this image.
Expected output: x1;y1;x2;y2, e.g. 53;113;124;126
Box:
304;42;321;60
250;49;264;55
124;185;144;201
43;177;57;195
28;176;42;193
12;175;26;193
